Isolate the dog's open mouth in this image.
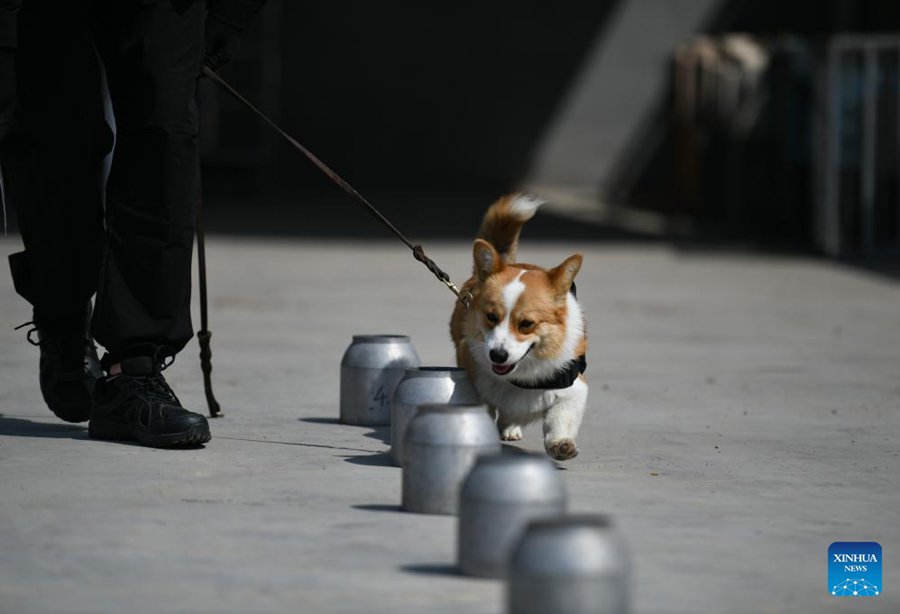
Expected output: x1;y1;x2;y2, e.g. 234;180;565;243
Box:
490;344;534;377
491;363;516;376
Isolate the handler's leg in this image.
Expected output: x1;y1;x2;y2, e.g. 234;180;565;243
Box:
1;0;110;422
88;0;210;447
90;0;203;362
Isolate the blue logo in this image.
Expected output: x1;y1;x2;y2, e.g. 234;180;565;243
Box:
829;542;882;597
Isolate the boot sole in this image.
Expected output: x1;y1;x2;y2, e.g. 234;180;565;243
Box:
89;420;211;448
49;404;93;424
44;381;97;423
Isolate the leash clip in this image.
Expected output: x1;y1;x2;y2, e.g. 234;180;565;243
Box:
447;282;472;309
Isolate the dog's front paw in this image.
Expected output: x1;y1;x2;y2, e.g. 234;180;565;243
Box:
546;438;579;461
501;425;523;441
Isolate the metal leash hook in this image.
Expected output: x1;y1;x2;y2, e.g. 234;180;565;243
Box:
450;282;474;309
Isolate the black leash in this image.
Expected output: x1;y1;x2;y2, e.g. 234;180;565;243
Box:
195;66;470;417
201;66;467;303
195;201;221;418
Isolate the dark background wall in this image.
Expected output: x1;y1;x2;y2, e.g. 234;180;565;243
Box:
4;1;896;244
202;1;620;197
199;0;900;247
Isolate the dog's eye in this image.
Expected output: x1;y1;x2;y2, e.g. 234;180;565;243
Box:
519;319;535;331
485;312;499;324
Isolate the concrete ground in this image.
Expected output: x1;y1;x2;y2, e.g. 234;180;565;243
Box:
1;233;898;614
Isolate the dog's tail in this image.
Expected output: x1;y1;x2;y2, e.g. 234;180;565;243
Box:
477;193;543;265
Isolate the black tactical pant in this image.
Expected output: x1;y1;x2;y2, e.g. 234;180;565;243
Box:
2;0;204;364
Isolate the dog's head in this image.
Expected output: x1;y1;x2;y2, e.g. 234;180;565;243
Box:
469;239;583;378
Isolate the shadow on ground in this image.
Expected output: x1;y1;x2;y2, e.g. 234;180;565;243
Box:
0;414;88;440
342;451;393;467
400;563;461;578
352;504;402;513
838;255;900;284
300;417;391;462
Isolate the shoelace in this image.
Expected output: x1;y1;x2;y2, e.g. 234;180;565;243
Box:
15;319;98;349
125;358;181;408
14;321;43;347
15;320;100;370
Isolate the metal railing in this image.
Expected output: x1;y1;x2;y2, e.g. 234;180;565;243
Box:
821;35;900;256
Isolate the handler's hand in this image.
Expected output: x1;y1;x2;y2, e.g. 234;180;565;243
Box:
204;15;242;71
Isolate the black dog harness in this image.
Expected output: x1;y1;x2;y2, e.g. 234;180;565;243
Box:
510;354;587;390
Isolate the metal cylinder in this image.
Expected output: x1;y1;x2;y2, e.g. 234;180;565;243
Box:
458;454;567;578
339;334;420;426
391;367;480;467
402;404;500;515
507;515;630;614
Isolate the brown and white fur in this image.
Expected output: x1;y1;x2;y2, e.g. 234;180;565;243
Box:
450;194;587;461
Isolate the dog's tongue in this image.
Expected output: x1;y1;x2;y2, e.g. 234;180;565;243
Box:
492;363;514;375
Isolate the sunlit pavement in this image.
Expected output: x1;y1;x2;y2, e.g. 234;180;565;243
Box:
2;235;898;613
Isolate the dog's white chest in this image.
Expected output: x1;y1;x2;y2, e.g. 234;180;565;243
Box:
472;371;558;416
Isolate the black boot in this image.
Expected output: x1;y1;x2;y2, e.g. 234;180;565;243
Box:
17;305;102;423
90;356;211;447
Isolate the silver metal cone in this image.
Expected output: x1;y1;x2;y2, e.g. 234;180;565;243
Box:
339;334;420;426
507;515;630;614
390;367;480;466
458;453;567;578
402;403;500;515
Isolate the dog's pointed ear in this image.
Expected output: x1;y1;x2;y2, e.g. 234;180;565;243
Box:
550;254;582;296
473;239;503;282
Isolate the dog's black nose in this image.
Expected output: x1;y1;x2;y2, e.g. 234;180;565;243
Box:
489;348;509;364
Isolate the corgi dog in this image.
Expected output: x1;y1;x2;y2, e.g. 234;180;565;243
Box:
450;194;587;461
